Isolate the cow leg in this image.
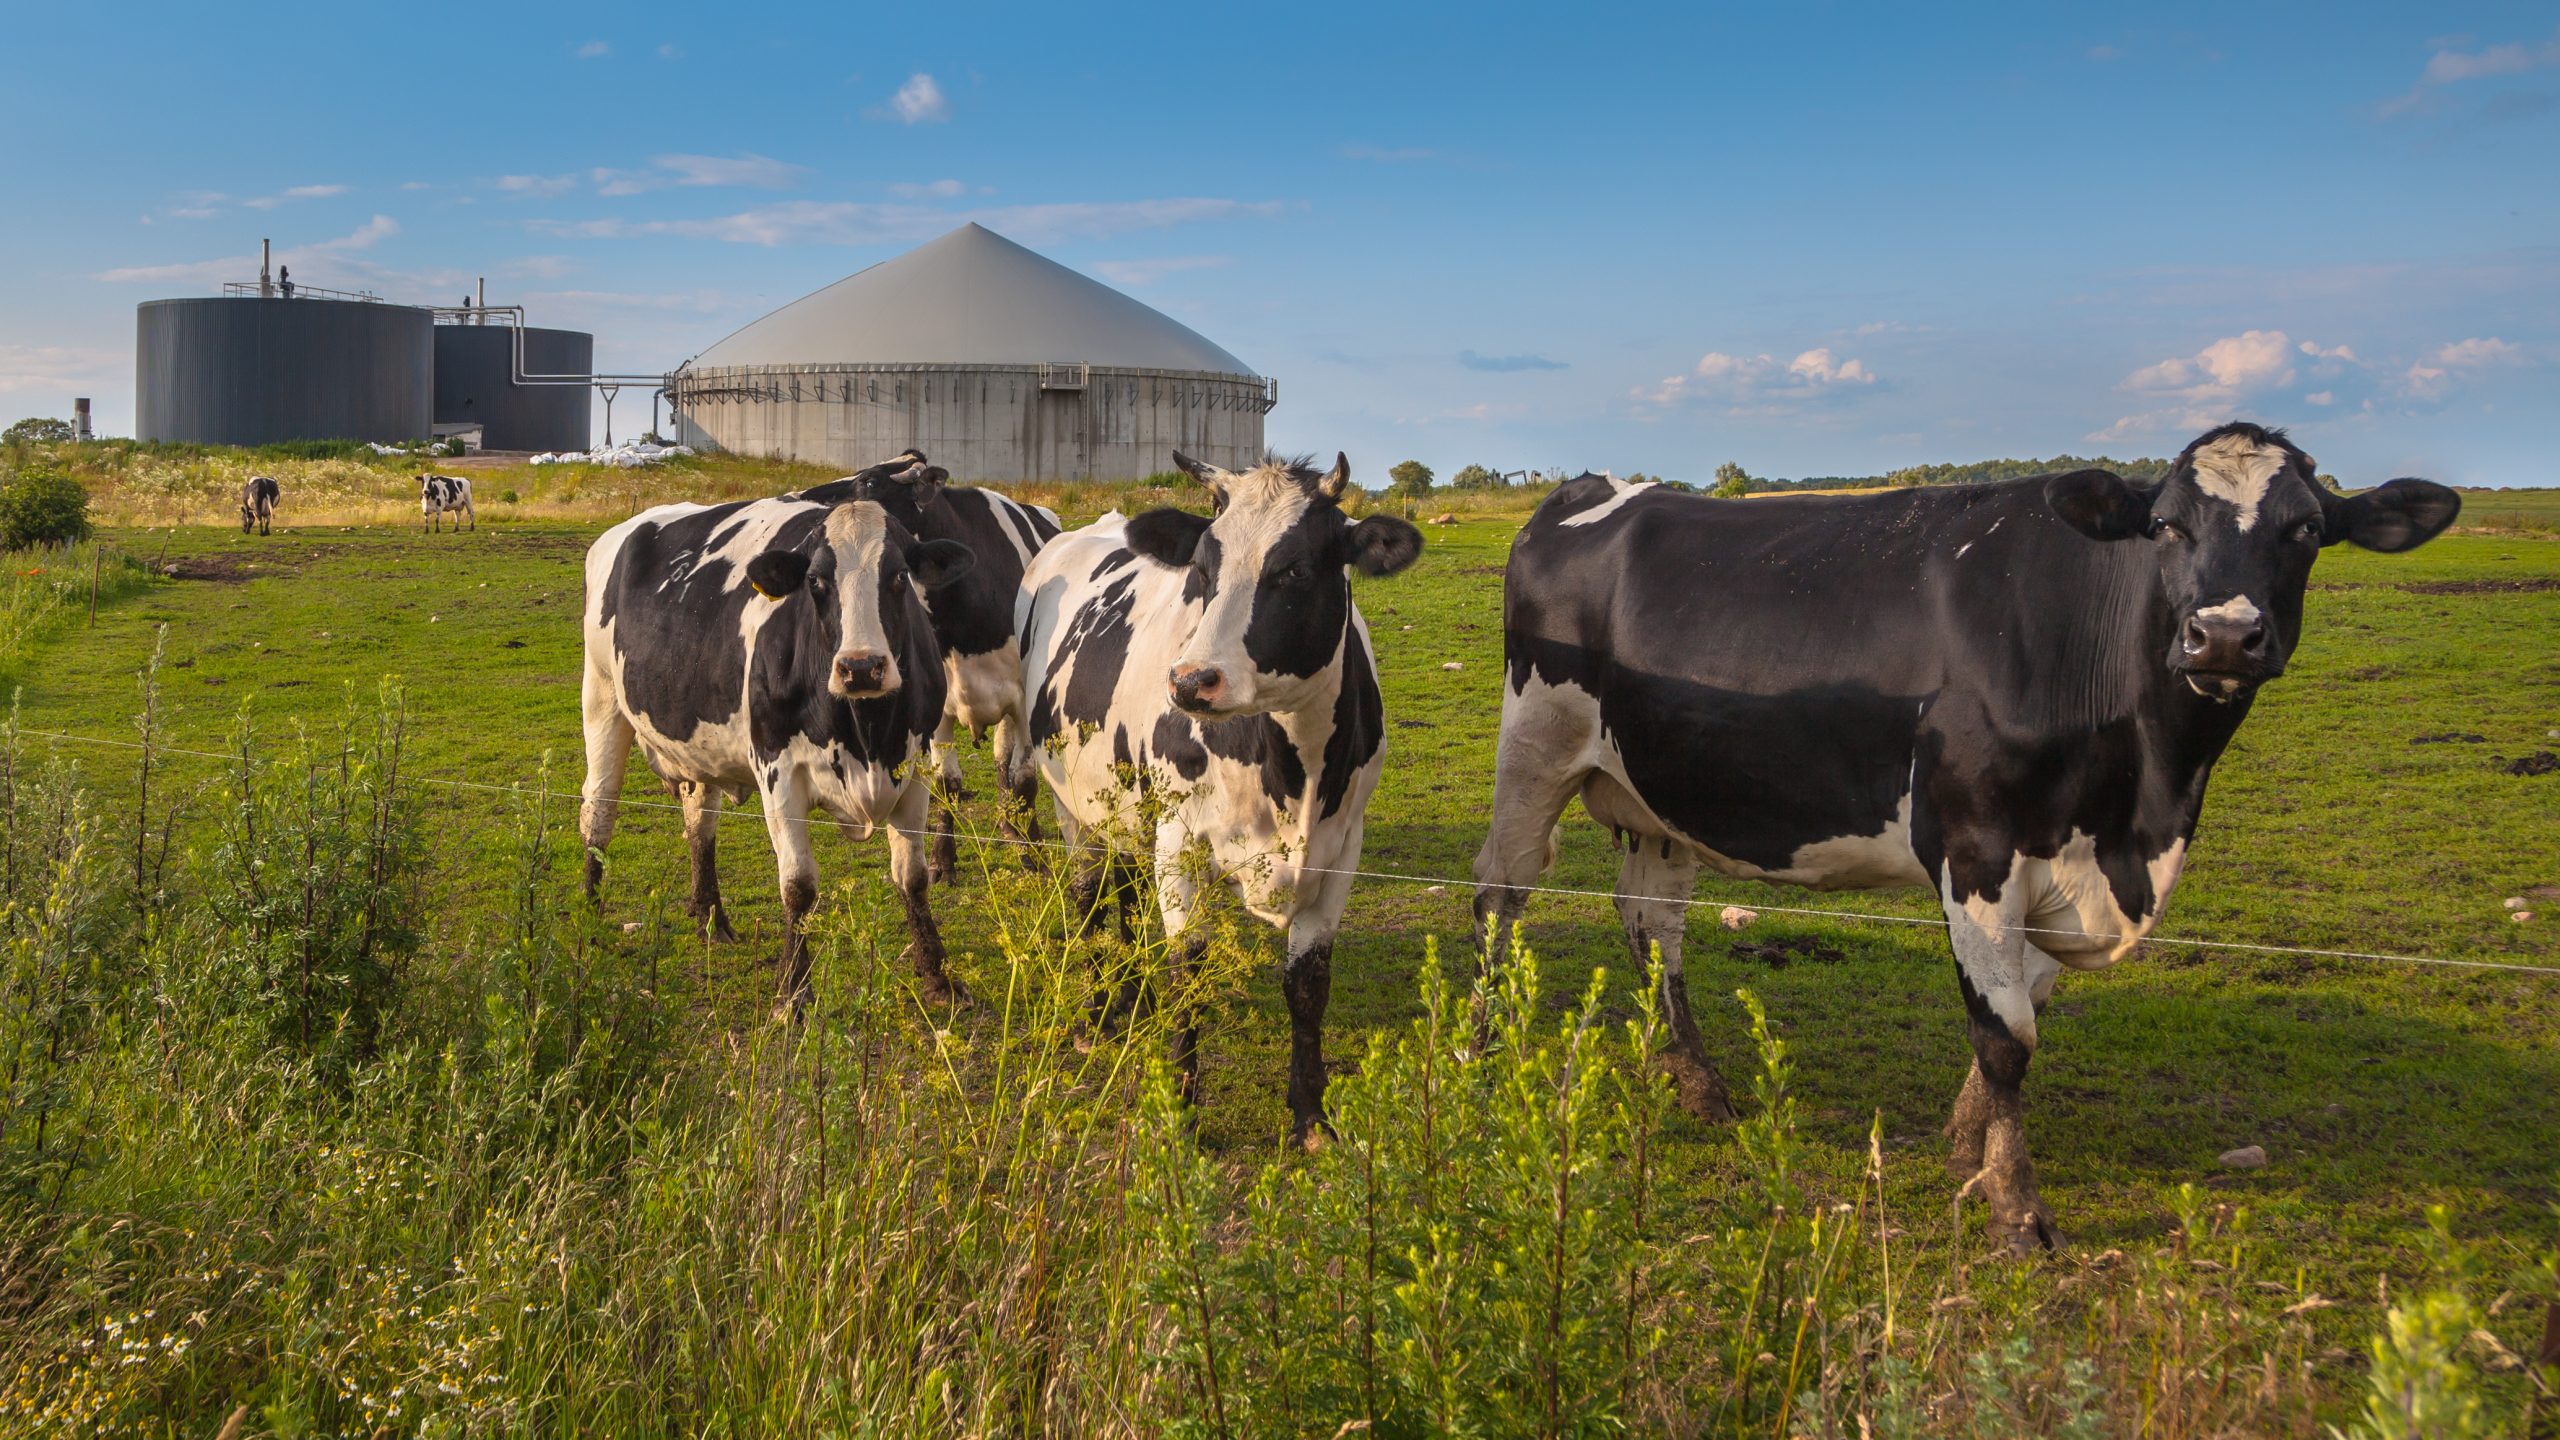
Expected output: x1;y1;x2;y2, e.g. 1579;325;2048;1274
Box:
1941;872;2063;1255
1470;697;1592;975
463;500;475;531
678;780;736;941
577;669;635;903
1153;828;1209;1108
762;775;823;1015
1615;840;1736;1122
886;778;966;1006
1281;853;1356;1149
926;718;962;884
993;712;1046;861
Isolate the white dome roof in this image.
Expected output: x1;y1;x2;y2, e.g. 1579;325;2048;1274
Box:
688;223;1256;376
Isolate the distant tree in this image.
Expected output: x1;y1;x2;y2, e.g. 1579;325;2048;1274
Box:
1447;463;1501;491
2;417;74;446
0;468;91;549
2316;472;2345;493
1387;460;1435;500
1712;461;1752;499
1622;472;1658;486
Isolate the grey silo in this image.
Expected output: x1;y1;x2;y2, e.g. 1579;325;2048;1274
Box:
433;324;594;451
668;224;1273;481
136;297;433;446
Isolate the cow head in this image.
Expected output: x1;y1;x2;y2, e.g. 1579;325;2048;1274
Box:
743;501;975;700
1123;451;1423;717
842;449;950;528
2046;422;2459;699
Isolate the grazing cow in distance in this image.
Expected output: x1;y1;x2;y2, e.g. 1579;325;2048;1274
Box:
1018;451;1423;1143
239;475;279;535
420;473;475;532
791;449;1063;880
1472;422;2459;1253
579;493;977;1005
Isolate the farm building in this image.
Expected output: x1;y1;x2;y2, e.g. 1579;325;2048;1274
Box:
666;223;1274;482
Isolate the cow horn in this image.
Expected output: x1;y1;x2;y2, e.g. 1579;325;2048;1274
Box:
1316;452;1351;502
1171;449;1232;502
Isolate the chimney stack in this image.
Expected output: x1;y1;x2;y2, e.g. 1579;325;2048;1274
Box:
72;398;92;441
259;239;273;298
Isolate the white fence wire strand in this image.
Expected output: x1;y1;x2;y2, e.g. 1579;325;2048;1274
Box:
16;724;2560;980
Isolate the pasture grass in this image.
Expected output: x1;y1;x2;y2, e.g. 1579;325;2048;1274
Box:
0;463;2555;1434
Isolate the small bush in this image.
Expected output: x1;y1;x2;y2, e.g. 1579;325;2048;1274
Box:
2;417;74;446
0;468;91;549
499;489;519;505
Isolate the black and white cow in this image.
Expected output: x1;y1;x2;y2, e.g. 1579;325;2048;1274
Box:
790;449;1063;880
579;493;977;1005
1471;423;2458;1252
1018;452;1423;1142
239;475;280;535
420;473;475;532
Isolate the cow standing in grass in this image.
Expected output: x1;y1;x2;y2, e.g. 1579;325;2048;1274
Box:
1471;422;2458;1252
420;474;474;532
1018;452;1423;1142
579;493;977;1006
239;475;279;535
792;449;1063;880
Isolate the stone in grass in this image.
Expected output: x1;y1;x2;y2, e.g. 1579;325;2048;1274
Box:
1719;906;1758;930
2219;1144;2268;1170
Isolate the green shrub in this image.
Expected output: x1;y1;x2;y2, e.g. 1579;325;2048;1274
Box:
2;417;74;446
250;438;375;462
0;468;91;549
499;489;519;505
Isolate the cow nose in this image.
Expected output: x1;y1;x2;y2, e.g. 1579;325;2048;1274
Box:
2180;613;2267;671
833;651;891;693
1170;664;1224;710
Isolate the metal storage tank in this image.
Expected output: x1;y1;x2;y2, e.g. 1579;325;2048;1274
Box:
433;323;594;451
668;224;1274;482
136;296;433;446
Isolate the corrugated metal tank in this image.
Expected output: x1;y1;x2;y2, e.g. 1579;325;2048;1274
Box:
433;324;594;451
136;297;432;445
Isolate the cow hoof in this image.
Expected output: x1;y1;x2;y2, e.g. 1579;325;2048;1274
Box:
918;974;970;1008
1659;1051;1738;1124
927;859;956;886
1289;1120;1335;1154
1992;1209;2062;1258
698;912;739;943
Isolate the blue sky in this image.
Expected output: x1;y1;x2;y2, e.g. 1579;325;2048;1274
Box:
4;1;2554;484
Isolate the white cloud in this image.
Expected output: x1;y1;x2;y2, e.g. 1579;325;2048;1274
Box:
538;196;1286;248
2297;339;2356;361
2402;336;2522;397
167;183;347;218
594;153;804;196
399;180;431;191
0;343;127;399
1636;347;1879;411
2124;328;2296;396
96;216;399;285
2305;391;2335;406
575;39;611;59
1090;255;1231;287
2381;27;2559;115
889;178;969;200
282;184;348;200
496;173;582;198
889;72;949;124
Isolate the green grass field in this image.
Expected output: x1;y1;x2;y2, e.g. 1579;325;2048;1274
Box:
4;465;2557;1435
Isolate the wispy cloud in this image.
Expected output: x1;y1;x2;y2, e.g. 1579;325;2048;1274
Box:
537;197;1287;248
593;152;804;197
1090;255;1231;287
2087;43;2125;62
1636;346;1878;414
574;39;611;59
96;215;400;285
0;343;127;399
1458;350;1569;373
656;42;681;60
1340;142;1436;163
889;178;970;200
496;173;582;199
2401;335;2521;397
162;183;348;219
887;72;949;124
2379;26;2560;116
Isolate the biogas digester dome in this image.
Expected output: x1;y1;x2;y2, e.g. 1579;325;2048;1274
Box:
668;224;1274;482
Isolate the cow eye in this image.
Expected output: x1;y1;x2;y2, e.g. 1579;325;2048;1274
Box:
1280;561;1313;585
2148;517;2188;542
2290;517;2322;543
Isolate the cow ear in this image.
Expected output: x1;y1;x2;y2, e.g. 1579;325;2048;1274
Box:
905;537;975;589
1125;507;1213;568
1342;514;1424;577
746;550;811;599
2044;468;2153;542
903;464;950;507
1170;450;1232;510
2325;478;2460;552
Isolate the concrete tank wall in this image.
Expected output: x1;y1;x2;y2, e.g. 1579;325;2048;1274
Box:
669;364;1269;482
136;297;433;446
433;324;593;452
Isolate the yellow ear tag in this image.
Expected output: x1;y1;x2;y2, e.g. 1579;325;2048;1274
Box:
751;581;779;599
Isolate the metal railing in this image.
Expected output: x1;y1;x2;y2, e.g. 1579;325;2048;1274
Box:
219;280;383;302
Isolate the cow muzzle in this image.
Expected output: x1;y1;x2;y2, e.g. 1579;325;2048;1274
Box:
1169;663;1230;715
2174;606;2278;699
831;650;898;699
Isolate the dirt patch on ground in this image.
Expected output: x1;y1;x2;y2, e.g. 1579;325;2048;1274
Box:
2399;577;2560;596
1731;934;1845;968
161;555;271;583
2496;750;2559;777
2409;732;2487;744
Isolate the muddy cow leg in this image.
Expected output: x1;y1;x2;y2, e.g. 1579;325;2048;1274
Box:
760;772;823;1016
927;719;963;884
676;780;737;941
886;777;965;1005
1943;869;2063;1255
577;668;636;904
1615;838;1736;1122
